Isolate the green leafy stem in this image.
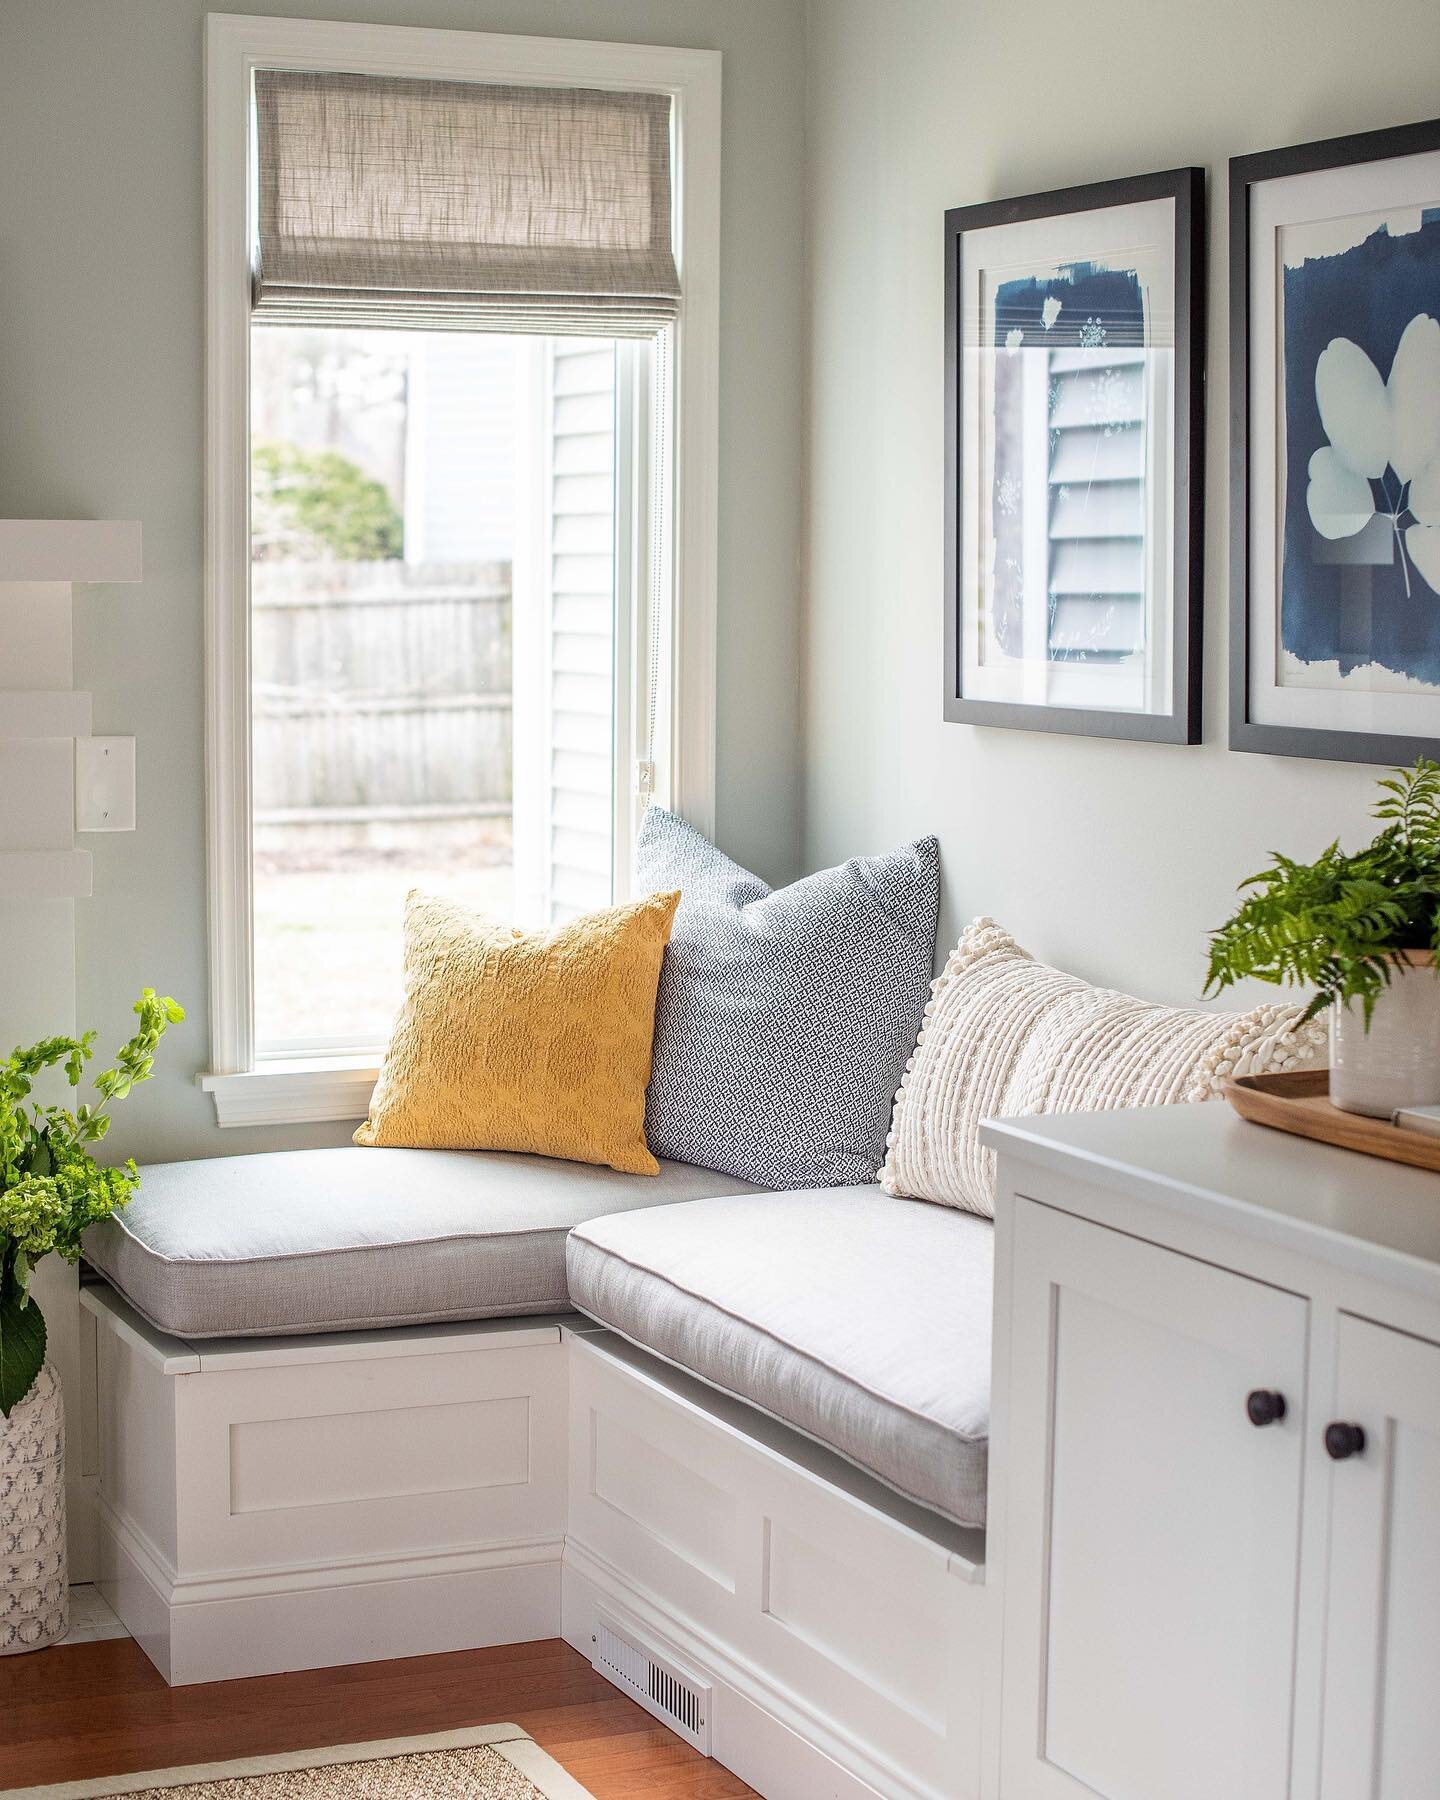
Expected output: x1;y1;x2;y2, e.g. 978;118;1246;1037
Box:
1;989;183;1416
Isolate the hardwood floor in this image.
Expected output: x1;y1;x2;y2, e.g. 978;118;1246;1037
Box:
0;1636;759;1798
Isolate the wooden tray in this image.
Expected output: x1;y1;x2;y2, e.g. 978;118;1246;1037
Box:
1224;1069;1440;1173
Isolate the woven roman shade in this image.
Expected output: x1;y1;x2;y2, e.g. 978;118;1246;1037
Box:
253;69;680;334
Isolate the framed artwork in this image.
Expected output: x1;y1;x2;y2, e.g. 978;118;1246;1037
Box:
944;168;1205;742
1231;118;1440;763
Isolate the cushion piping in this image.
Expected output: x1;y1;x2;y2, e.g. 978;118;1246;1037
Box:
87;1276;579;1342
96;1208;615;1268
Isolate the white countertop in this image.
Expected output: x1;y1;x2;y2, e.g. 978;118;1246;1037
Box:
981;1102;1440;1297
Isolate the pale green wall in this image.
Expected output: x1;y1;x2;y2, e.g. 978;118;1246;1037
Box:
801;0;1440;1009
0;0;805;1162
12;0;1439;1167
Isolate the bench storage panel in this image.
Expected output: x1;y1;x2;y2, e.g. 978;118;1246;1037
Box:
82;1285;568;1685
562;1328;987;1800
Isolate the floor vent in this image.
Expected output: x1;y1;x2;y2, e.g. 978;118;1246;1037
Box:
591;1611;712;1754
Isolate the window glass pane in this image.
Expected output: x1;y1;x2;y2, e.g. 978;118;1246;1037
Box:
249;325;617;1054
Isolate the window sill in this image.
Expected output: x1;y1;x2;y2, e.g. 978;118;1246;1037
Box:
199;1057;378;1128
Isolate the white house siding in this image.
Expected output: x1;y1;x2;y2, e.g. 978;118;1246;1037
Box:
404;334;519;565
543;339;618;919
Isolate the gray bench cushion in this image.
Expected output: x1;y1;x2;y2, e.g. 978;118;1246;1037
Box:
566;1185;993;1527
83;1147;755;1340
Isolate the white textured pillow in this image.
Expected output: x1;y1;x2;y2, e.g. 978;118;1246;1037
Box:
881;917;1325;1218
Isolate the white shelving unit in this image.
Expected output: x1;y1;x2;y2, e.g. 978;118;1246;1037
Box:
0;518;142;1588
0;519;141;900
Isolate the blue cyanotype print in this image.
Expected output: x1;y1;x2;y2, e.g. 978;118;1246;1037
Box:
1281;209;1440;688
993;262;1146;354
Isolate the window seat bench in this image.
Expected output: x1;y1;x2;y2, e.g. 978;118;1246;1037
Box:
78;1145;992;1799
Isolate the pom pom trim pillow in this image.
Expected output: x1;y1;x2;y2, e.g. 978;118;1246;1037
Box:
356;888;679;1175
881;917;1326;1219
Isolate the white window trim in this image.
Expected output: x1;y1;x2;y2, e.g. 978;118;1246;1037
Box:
200;13;721;1127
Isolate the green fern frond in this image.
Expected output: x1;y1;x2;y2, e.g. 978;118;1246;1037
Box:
1206;761;1440;1026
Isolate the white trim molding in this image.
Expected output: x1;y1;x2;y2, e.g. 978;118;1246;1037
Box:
198;1055;380;1129
202;14;721;1124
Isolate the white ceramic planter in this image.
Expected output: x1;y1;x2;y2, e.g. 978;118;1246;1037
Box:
1329;952;1440;1118
0;1361;68;1655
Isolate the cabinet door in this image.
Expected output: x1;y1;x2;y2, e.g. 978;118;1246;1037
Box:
1319;1314;1440;1800
999;1199;1309;1800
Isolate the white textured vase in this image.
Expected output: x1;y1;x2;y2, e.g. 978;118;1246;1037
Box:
1329;953;1440;1118
0;1361;68;1655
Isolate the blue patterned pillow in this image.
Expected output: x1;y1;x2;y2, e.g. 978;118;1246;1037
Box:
638;808;940;1189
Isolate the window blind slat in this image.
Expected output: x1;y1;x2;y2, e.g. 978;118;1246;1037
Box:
254;70;679;333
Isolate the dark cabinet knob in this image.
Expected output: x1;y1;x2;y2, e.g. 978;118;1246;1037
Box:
1324;1422;1366;1461
1246;1389;1287;1427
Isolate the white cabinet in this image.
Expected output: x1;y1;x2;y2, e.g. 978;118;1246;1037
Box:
984;1103;1440;1800
1318;1315;1440;1800
1000;1200;1308;1800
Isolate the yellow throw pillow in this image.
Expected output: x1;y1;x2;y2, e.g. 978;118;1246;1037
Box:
355;888;680;1175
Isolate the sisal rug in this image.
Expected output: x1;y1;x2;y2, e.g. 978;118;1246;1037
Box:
3;1727;595;1800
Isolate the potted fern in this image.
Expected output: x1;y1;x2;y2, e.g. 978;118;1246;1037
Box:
1;989;182;1654
1206;761;1440;1118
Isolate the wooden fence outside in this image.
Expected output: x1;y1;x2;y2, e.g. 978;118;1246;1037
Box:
252;559;513;824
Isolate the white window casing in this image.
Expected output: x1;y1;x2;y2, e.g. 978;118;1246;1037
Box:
201;15;719;1127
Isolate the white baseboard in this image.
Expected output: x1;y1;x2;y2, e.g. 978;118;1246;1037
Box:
96;1498;563;1685
95;1499;177;1681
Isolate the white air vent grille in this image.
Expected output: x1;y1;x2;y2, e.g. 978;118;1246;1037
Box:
591;1610;711;1753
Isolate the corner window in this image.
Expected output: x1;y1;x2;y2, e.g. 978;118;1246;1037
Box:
202;20;719;1124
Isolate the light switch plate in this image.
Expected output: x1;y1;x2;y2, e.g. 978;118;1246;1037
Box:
75;736;136;832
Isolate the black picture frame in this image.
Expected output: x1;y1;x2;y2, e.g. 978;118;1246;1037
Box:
1230;117;1440;764
944;167;1206;743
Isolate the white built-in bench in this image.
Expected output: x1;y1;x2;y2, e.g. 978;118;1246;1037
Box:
79;1111;1440;1800
80;1146;993;1800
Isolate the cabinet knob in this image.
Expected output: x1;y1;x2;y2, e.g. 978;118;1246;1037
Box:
1324;1422;1366;1461
1246;1389;1287;1427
